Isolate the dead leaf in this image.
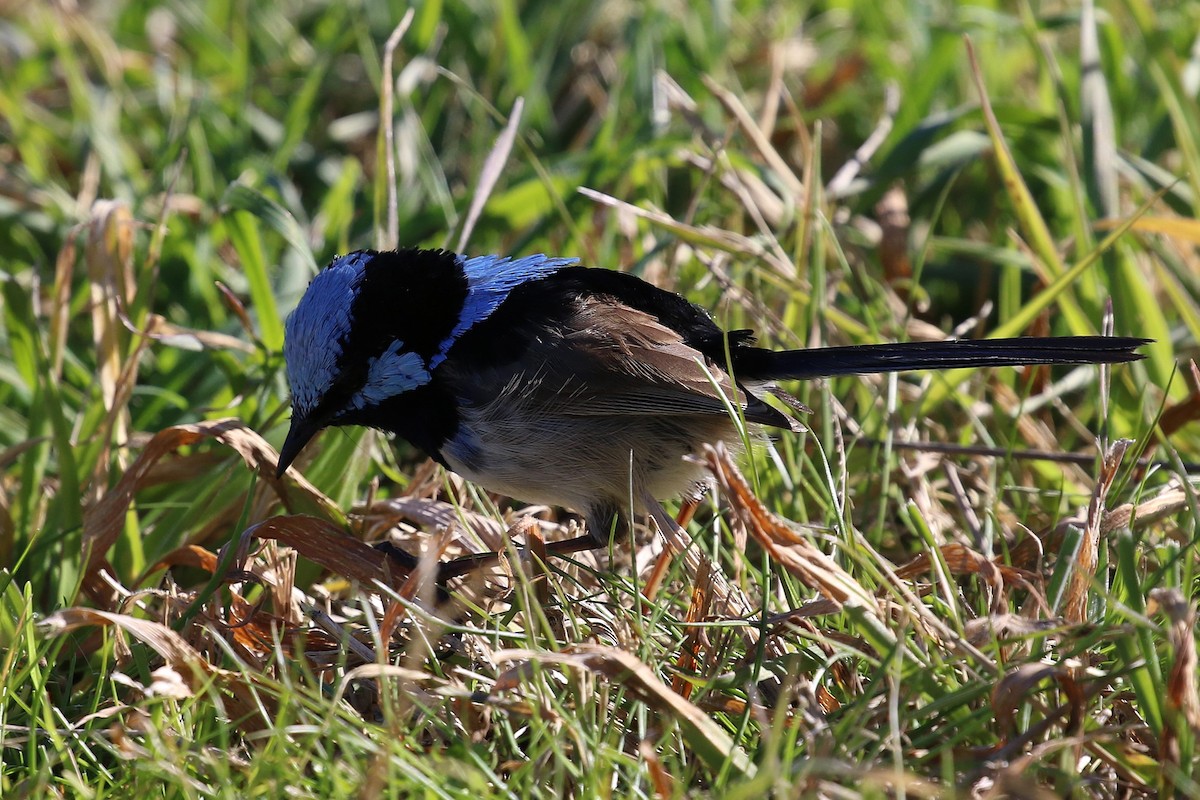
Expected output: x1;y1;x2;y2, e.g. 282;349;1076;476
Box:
42;607;273;732
876;184;912;287
702;444;881;620
963;614;1062;647
1095;214;1200;246
494;645;756;779
992;662;1083;744
359;496;507;551
672;557;715;700
1063;439;1129;625
639;740;675;799
1149;587;1200;778
896;543;1045;615
248;515;410;590
82;419;338;608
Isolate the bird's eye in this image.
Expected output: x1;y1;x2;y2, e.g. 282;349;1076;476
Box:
302;374;359;425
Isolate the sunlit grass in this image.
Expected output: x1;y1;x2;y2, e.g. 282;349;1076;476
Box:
1;0;1197;796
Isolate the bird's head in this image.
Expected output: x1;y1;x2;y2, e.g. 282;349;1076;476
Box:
276;248;575;476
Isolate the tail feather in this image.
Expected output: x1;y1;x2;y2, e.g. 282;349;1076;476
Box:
741;336;1149;381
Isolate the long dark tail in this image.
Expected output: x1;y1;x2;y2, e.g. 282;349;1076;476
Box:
740;336;1149;380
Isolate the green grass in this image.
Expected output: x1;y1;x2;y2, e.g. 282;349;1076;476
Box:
2;0;1198;796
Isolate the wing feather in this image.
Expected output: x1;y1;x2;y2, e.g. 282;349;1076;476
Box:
544;298;793;427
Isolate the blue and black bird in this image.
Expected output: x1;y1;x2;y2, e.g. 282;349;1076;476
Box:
276;248;1146;550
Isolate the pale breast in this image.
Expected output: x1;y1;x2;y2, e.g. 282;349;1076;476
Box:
438;368;738;516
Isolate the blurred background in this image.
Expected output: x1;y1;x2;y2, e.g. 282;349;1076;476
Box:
2;0;1196;609
1;1;1198;793
3;0;1195;610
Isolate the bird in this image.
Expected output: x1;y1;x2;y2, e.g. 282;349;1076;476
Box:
275;247;1147;555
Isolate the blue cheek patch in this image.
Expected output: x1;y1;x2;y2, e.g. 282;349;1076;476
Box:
428;253;577;369
350;339;431;409
284;252;373;415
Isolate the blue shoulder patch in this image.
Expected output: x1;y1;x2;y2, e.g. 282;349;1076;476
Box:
284;251;372;415
428;253;577;369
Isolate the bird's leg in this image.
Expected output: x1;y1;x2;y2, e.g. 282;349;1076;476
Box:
543;533;606;556
431;516;598;581
387;503;635;584
433;548;503;580
426;516;539;580
543;500;626;556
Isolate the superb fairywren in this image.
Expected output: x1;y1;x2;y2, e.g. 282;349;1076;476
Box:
276;248;1145;549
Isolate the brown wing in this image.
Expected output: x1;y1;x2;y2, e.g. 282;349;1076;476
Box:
531;297;794;428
